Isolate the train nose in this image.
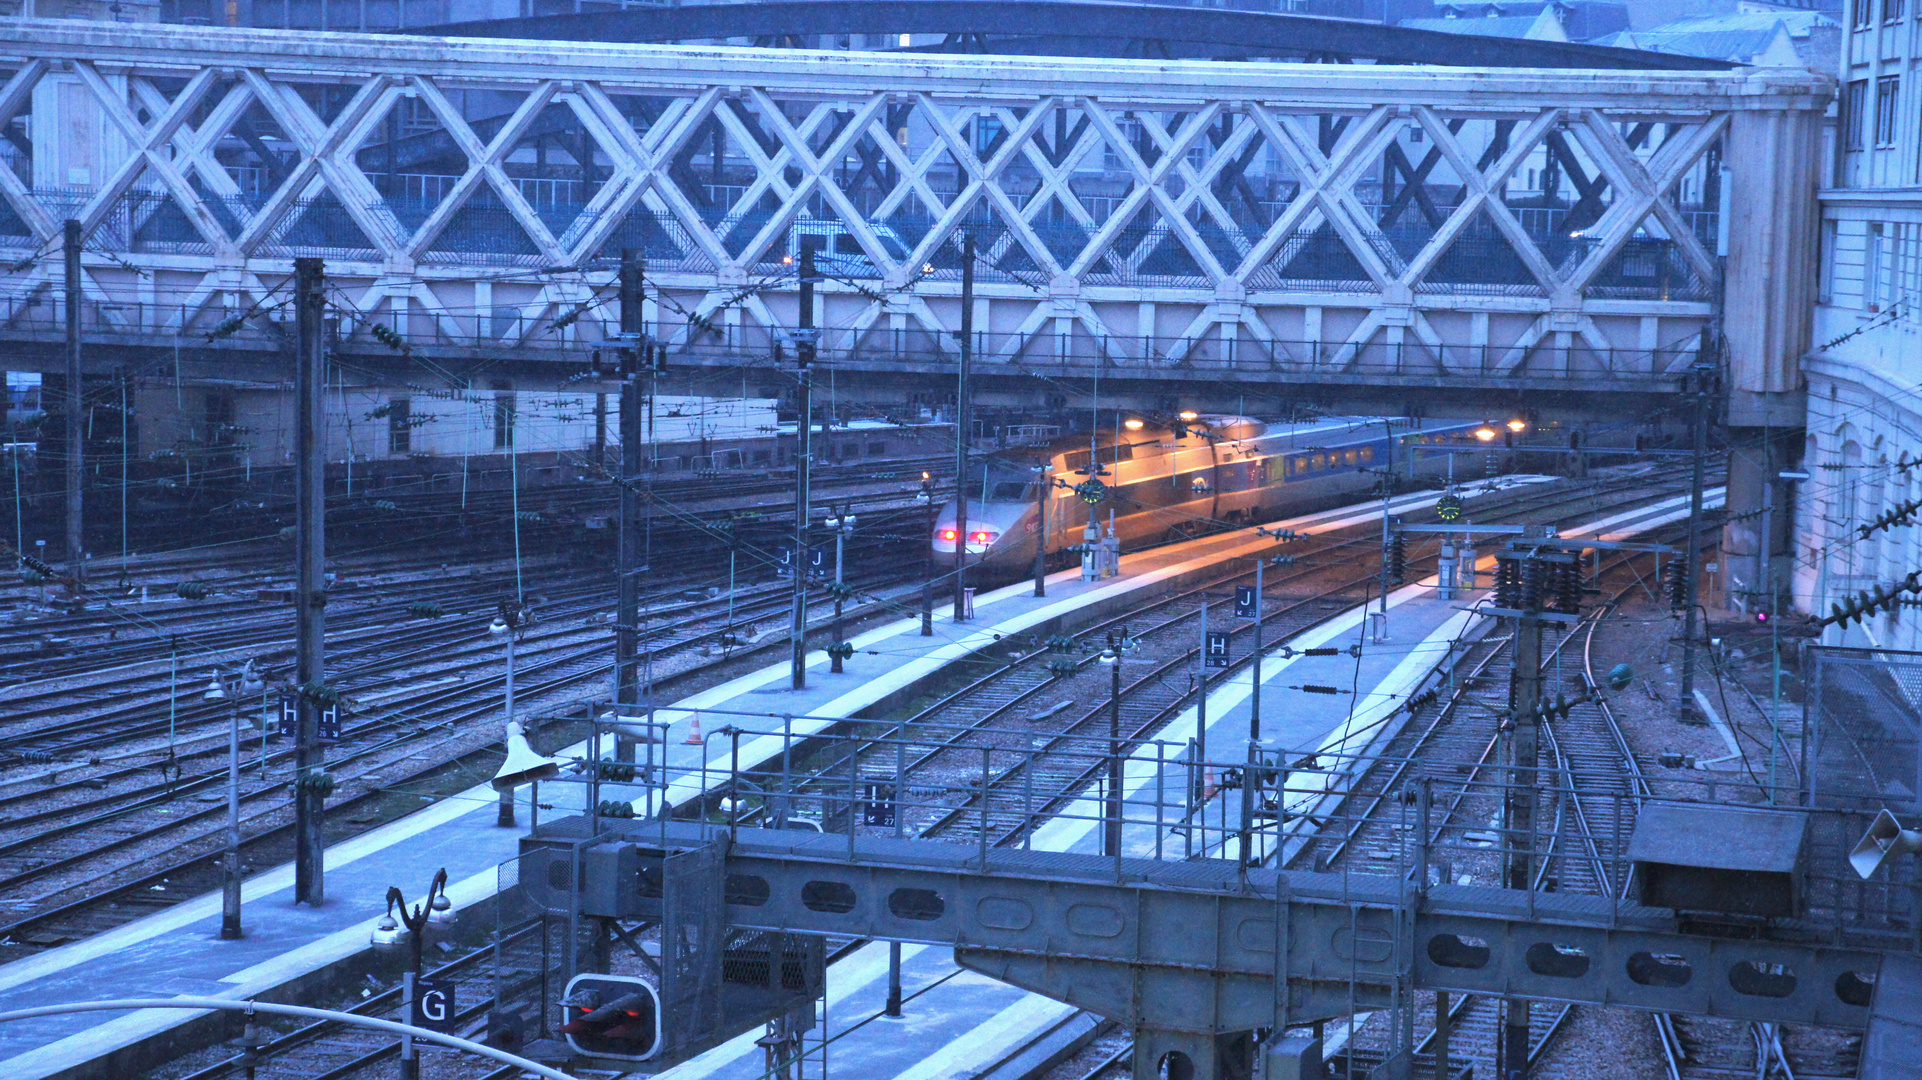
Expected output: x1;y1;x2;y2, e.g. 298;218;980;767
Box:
934;527;1000;554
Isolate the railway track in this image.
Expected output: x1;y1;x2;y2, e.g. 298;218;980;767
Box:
0;517;932;954
713;475;1708;1080
141;471;1707;1080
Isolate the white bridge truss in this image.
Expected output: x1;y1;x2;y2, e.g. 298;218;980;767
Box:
0;22;1828;389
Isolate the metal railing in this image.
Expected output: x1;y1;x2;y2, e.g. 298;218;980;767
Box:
0;290;1705;385
533;711;1916;955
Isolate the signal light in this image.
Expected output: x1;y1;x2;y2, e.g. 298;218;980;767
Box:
1755;610;1770;624
559;974;661;1061
1387;533;1407;584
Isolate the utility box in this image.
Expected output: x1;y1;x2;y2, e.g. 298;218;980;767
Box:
1627;803;1807;921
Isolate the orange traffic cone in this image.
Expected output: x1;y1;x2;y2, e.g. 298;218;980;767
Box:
684;715;705;744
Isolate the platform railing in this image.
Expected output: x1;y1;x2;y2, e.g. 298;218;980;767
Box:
543;712;1916;953
0;290;1699;388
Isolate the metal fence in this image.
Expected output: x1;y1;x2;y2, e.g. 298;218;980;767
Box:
0;286;1705;387
1806;646;1922;810
507;706;1916;949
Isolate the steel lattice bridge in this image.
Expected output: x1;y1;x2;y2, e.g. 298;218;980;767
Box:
0;18;1826;400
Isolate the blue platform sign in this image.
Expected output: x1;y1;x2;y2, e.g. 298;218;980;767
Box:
1205;631;1232;668
411;978;456;1032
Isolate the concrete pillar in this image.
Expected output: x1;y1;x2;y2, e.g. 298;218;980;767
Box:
1720;92;1828;608
1721;428;1797;613
1724;102;1825;409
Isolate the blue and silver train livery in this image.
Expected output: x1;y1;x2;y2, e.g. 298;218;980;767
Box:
932;416;1488;575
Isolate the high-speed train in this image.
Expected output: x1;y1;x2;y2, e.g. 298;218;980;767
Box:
932;415;1489;575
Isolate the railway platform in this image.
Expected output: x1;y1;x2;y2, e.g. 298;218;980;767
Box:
655;485;1726;1080
0;481;1549;1079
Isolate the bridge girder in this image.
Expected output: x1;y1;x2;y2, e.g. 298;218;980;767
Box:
416;0;1736;71
0;21;1828;405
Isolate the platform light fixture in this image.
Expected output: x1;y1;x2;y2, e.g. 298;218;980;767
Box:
1474;426;1498;442
370;912;405;948
1178;410;1199;422
1123;418;1145;430
1506;418;1528;433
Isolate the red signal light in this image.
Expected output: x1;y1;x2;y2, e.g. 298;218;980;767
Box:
1755;610;1770;623
558;975;661;1061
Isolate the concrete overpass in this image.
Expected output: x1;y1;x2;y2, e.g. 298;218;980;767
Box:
0;16;1826;422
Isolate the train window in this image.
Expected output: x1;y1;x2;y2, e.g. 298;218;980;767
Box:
888;887;946;921
801;880;858;914
990;481;1031;499
868;441;886;455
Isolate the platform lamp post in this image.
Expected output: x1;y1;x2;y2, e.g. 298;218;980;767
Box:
1032;463;1049;598
203;661;265;941
920;471;935;636
490;599;532;825
372;867;452;1080
952;232;974;623
825;506;857;673
790;244;818;691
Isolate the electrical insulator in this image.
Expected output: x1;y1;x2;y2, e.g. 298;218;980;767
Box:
1662;560;1689;611
1554;564;1583;615
1387;533;1407;585
596;761;638;783
1494;557;1522;609
1518;557;1547;611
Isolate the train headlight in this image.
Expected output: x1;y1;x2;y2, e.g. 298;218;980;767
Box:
937;529;958;541
969;531;998;545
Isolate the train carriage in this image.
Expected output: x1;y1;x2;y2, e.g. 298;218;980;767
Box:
932;416;1489;576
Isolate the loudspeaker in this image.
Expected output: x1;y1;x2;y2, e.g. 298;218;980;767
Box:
492;721;561;792
1850;808;1922;880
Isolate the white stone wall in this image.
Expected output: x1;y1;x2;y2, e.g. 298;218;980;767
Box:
1799;0;1922;632
1802;336;1922;649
